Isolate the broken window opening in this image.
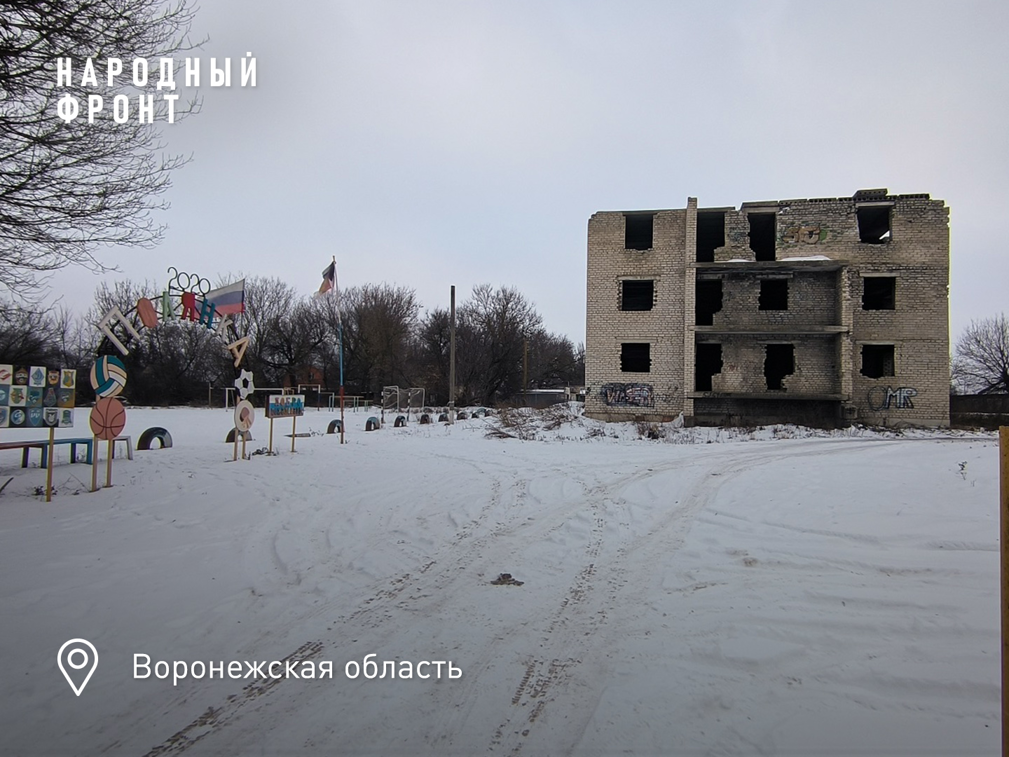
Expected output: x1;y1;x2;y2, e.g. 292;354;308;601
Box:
621;280;655;311
857;206;891;244
748;213;776;261
695;279;723;325
861;344;895;378
862;276;896;310
620;342;651;373
695;343;722;391
764;344;795;390
625;214;655;251
696;211;725;262
759;279;788;311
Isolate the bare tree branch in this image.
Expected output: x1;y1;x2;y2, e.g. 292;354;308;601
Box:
0;0;202;297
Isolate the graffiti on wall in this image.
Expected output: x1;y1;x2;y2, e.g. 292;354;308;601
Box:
601;383;654;408
867;385;917;411
780;225;828;245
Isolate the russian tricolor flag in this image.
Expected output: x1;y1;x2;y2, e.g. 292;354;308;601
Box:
206;279;246;315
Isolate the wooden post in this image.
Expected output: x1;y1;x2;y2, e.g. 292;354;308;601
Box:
1001;426;1009;757
269;417;274;454
242;433;247;460
105;439;113;487
91;435;98;492
232;429;238;462
291;416;297;452
45;427;55;502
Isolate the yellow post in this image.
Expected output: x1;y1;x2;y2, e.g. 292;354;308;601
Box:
105;439;113;487
1001;427;1009;757
45;427;55;502
91;435;98;492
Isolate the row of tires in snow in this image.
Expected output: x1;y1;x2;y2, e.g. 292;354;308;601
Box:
350;408;493;432
227;409;493;441
371;409;492;431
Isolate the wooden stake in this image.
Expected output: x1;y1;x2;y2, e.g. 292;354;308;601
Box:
91;435;98;493
291;416;297;453
105;439;113;487
232;430;238;462
269;417;274;454
1001;426;1009;757
242;433;247;460
45;427;55;502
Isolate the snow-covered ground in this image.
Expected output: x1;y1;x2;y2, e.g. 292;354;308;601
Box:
0;405;1000;756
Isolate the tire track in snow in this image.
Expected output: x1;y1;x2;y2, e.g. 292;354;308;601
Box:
135;641;324;757
486;439;895;756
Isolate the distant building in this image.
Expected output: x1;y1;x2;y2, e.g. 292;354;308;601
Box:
584;189;949;427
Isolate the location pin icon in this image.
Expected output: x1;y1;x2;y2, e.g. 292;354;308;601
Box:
57;639;98;696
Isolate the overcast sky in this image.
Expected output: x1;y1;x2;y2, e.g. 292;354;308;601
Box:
49;0;1009;346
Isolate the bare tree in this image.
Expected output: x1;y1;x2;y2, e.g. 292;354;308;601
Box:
457;284;544;405
412;307;451;403
0;304;63;364
0;1;200;298
953;314;1009;394
341;284;419;398
526;332;584;390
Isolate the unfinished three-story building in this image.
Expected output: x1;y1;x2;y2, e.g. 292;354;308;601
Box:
584;189;949;427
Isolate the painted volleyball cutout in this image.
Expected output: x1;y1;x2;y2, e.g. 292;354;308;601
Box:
90;397;127;441
90;356;127;398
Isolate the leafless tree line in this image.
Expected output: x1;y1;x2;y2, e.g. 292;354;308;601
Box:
0;280;584;406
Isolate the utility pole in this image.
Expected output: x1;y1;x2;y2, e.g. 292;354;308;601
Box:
522;337;529;405
449;285;456;423
1001;426;1009;757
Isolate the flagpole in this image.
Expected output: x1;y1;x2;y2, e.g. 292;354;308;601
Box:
333;255;345;446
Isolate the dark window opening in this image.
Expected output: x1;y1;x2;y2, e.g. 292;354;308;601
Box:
861;344;895;378
857;206;891;244
620;342;651;373
621;280;654;311
759;279;788;311
695;343;722;391
748;213;776;261
625;214;654;251
764;344;795;390
695;279;723;326
862;276;896;310
696;211;725;262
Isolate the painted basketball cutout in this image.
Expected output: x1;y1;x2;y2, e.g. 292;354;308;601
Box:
234;400;255;432
90;397;127;440
90;356;128;398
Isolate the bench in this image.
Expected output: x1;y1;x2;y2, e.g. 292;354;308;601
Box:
0;438;93;468
0;436;132;469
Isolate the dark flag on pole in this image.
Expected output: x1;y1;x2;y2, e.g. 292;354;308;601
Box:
317;260;337;298
316;256;346;444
